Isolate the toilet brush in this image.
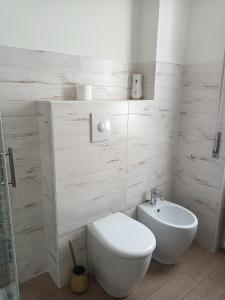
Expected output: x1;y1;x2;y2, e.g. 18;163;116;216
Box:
69;241;77;269
69;241;88;294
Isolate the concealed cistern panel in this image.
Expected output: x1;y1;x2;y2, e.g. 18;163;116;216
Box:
90;112;111;143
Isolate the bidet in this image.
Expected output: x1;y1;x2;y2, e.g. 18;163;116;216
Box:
138;200;198;265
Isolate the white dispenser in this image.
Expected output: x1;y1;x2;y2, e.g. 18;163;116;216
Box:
131;74;143;100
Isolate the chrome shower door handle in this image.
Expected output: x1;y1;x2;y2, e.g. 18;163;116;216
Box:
5;147;16;187
212;132;222;159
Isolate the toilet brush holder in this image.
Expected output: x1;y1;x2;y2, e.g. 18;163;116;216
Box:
71;266;89;294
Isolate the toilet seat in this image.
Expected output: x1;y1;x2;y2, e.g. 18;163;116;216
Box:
88;212;156;259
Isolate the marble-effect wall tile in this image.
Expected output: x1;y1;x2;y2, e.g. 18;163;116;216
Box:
173;61;225;252
1;44;197;287
37;101;58;286
0;44;144;283
36;61;183;287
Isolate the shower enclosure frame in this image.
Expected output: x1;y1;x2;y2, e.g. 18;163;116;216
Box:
0;113;20;299
214;49;225;250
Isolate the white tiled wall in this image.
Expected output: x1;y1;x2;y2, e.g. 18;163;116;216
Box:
3;0;225;287
37;101;58;284
38;61;183;287
173;61;225;251
3;42;224;287
0;45;155;283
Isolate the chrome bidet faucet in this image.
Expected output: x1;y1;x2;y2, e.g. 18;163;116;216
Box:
149;188;164;205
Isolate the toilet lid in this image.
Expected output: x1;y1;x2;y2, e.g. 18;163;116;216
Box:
88;212;156;259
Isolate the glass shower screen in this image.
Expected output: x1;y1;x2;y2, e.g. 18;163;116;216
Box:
0;114;20;299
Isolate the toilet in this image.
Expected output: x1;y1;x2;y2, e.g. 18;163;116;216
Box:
87;212;156;298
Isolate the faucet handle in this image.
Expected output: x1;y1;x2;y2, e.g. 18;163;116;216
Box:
151;188;164;200
151;188;157;195
146;189;156;201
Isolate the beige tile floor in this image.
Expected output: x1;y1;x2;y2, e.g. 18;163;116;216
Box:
20;244;225;300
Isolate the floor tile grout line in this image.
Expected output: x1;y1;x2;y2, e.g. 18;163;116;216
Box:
207;276;225;290
164;253;207;279
145;246;211;299
179;279;204;300
145;270;194;299
133;266;171;299
180;278;225;300
145;279;173;299
180;252;217;280
206;257;225;286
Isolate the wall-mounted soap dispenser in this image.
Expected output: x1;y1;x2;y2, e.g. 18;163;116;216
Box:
131;74;143;100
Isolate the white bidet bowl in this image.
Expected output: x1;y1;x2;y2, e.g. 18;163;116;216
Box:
138;200;198;265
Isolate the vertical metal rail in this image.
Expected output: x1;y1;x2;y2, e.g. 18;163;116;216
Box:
5;147;16;187
212;49;225;159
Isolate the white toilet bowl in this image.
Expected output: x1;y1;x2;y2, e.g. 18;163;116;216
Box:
138;200;198;265
87;212;156;298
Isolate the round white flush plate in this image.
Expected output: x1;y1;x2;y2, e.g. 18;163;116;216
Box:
97;122;106;132
91;112;111;143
